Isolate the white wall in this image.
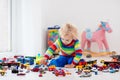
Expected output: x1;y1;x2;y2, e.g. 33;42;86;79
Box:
41;0;120;53
12;0;120;55
0;0;11;52
12;0;43;56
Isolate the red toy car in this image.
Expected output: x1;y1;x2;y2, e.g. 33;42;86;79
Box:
54;69;66;76
98;66;108;71
48;65;56;71
17;72;26;76
39;73;43;77
31;68;39;72
31;65;40;72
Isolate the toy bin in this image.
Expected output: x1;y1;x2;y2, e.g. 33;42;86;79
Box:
47;25;60;55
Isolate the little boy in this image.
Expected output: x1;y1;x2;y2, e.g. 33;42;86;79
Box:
40;23;82;68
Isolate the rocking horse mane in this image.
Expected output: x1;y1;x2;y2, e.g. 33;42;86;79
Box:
96;21;112;33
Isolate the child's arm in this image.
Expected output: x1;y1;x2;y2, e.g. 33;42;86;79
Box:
44;39;59;60
72;40;82;65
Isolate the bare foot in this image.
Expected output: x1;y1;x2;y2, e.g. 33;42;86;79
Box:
64;64;75;68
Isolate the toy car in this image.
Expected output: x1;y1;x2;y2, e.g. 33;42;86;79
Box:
48;65;56;71
109;68;116;73
65;70;71;75
7;58;16;63
100;60;120;70
38;73;43;77
31;65;40;72
12;69;19;73
80;72;91;77
0;70;6;76
98;66;108;71
110;55;120;61
54;69;66;76
31;68;39;72
39;68;46;74
17;72;26;76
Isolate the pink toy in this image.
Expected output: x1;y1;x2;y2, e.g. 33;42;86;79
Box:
81;21;112;52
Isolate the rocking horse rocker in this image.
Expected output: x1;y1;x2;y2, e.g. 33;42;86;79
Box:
81;21;114;57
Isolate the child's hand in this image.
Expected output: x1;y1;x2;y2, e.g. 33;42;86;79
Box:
40;57;47;65
64;64;75;68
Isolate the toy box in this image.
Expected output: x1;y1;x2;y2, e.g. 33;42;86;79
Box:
47;25;60;55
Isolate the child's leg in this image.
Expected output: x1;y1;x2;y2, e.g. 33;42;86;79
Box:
67;57;74;64
48;55;68;67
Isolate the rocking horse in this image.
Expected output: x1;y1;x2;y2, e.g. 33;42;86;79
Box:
81;21;113;56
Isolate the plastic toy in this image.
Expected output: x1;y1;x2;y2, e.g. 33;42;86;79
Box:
12;69;19;73
97;65;108;71
35;53;44;65
40;65;48;71
91;67;98;75
54;69;66;76
14;55;24;58
76;68;83;75
38;65;47;72
48;25;60;46
17;72;26;76
81;21;112;52
65;70;71;75
87;60;97;65
2;57;7;62
77;59;97;69
101;60;120;66
39;68;46;74
39;73;43;77
47;25;60;55
17;56;34;65
0;70;6;76
79;67;92;77
0;60;3;63
0;62;20;68
109;68;116;73
31;65;40;72
17;57;24;64
111;54;120;61
94;70;98;75
24;58;34;65
0;65;3;70
79;73;91;77
78;59;87;68
48;65;56;71
7;58;16;63
98;60;120;71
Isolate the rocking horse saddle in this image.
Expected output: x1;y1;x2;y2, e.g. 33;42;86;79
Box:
85;29;92;40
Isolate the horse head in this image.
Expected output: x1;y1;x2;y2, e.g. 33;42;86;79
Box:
99;21;112;33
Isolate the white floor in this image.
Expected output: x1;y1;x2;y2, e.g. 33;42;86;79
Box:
1;68;120;80
0;53;120;80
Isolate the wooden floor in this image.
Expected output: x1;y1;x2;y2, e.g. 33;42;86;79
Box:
82;50;116;57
